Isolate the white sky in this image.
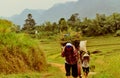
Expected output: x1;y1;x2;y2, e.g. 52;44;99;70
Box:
0;0;78;17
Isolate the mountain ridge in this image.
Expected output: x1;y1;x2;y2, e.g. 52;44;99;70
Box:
7;0;120;26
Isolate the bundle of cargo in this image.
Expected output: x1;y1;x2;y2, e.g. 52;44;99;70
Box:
60;33;81;49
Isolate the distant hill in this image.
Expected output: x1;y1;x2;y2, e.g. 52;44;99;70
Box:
8;0;120;26
7;9;45;26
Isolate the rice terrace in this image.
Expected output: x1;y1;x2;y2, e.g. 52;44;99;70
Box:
1;0;120;78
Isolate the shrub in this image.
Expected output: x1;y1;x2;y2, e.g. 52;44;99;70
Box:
115;30;120;36
0;19;12;33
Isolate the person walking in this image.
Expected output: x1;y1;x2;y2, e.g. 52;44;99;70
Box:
82;53;90;78
61;43;79;78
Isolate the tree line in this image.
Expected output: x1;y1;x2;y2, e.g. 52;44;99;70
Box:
13;13;120;37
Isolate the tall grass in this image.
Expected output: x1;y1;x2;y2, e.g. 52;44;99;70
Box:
0;19;47;74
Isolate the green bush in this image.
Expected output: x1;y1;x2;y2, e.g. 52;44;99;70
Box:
115;30;120;36
0;19;12;33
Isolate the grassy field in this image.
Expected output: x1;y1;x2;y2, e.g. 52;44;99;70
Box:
86;36;120;78
40;35;120;78
1;35;120;78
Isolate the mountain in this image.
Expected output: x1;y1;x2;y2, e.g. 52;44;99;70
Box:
7;9;45;26
8;0;120;26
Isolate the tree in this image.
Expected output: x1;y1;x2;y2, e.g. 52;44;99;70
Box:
59;18;68;32
22;14;36;34
68;13;81;31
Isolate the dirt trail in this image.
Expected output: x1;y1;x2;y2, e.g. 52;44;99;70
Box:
50;63;65;73
89;72;97;75
50;63;97;77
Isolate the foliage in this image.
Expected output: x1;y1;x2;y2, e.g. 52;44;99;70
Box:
0;19;47;74
11;25;21;33
0;19;12;33
26;12;120;38
0;33;47;74
60;28;81;47
115;30;120;36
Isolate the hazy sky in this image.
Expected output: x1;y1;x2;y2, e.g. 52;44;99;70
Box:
0;0;78;17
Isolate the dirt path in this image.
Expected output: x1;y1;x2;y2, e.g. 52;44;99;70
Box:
50;63;65;73
50;63;97;78
89;72;97;75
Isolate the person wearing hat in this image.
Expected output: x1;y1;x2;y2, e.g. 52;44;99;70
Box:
82;53;90;78
61;43;79;78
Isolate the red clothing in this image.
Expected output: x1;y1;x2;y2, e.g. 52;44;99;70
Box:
61;49;78;65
